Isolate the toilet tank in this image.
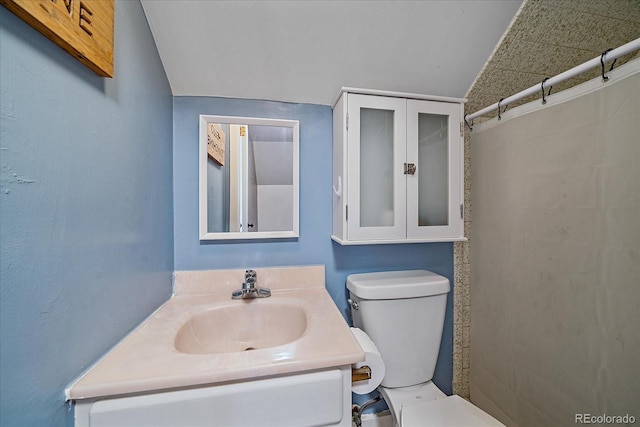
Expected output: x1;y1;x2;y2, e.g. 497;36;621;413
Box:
347;270;450;388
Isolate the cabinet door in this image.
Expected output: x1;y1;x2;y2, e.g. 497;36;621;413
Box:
347;94;407;241
406;99;462;240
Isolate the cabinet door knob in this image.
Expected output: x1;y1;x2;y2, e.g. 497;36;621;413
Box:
404;163;416;175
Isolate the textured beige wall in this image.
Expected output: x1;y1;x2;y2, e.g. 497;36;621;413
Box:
466;0;640;123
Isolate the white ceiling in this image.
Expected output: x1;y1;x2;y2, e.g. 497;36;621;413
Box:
141;0;523;106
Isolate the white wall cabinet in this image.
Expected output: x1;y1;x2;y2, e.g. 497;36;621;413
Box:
332;89;466;244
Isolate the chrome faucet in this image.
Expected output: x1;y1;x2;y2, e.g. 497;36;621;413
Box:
231;270;271;299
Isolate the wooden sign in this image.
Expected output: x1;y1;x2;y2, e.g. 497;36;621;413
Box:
207;123;225;166
1;0;114;77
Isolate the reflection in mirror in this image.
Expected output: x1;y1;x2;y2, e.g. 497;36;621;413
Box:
199;115;299;241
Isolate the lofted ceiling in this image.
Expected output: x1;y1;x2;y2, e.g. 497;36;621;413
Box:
140;0;523;106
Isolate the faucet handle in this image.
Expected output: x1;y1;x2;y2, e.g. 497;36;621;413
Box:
245;269;257;279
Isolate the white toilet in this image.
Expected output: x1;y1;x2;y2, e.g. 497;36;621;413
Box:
347;270;504;427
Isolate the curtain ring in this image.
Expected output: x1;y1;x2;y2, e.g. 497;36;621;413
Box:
601;48;613;81
541;77;550;105
497;98;505;120
464;116;473;131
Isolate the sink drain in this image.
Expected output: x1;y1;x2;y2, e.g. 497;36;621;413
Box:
244;347;256;351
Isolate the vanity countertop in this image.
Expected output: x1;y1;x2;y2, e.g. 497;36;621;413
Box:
66;266;364;400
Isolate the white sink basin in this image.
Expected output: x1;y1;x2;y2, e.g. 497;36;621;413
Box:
175;303;307;354
66;266;365;403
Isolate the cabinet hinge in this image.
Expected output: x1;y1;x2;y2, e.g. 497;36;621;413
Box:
346;113;349;131
460;204;464;220
460;122;464;137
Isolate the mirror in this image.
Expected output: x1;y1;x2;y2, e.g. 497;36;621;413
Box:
199;115;299;241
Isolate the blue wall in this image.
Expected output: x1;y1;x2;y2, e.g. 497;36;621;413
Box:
0;2;455;422
173;96;455;407
0;2;174;426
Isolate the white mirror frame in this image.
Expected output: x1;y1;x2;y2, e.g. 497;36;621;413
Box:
199;115;300;241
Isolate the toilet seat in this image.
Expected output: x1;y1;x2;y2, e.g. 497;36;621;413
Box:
400;395;504;427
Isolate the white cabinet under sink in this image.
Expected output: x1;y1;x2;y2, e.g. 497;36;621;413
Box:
332;88;466;244
74;366;351;427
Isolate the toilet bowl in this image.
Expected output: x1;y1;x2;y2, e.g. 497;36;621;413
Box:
347;270;504;427
381;382;502;427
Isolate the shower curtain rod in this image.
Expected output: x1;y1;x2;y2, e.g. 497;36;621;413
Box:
465;37;640;125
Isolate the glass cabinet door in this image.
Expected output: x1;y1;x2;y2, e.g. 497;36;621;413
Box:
406;99;462;240
347;94;406;241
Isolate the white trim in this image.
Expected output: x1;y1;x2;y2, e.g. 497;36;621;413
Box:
198;115;299;241
333;87;466;109
471;57;640;133
331;235;467;245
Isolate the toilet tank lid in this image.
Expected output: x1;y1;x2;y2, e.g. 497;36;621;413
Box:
346;270;450;300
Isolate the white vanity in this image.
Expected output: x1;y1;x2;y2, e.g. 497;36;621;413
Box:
332;88;466;244
66;266;363;427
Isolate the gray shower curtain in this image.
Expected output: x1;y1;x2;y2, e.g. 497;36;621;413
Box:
470;61;639;427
